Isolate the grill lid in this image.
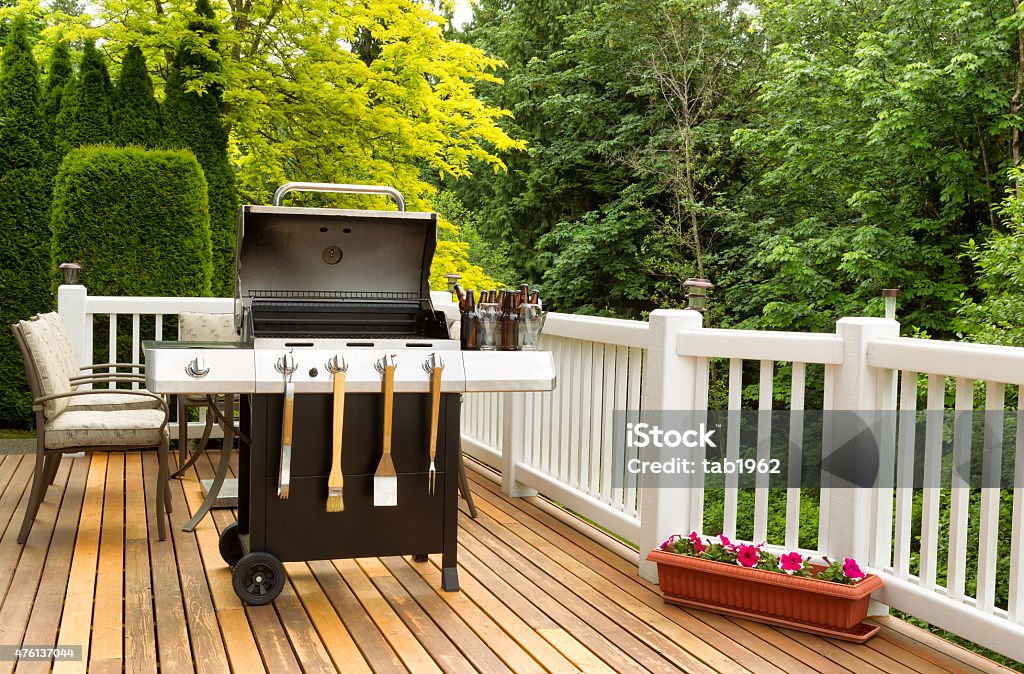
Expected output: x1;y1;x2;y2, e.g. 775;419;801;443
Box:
234;183;443;340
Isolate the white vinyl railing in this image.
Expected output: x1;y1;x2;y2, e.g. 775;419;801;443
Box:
56;283;1024;663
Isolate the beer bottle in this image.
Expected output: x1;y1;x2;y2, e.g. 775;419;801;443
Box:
461;290;480;350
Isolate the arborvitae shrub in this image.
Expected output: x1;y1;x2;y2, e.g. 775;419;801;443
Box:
55;39;113;155
163;0;238;296
113;45;162;148
0;16;53;427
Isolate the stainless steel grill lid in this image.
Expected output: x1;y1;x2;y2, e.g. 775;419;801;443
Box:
234;184;445;340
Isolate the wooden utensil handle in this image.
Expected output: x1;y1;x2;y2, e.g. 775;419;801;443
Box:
331;372;345;475
282;385;295;446
428;368;441;459
382;365;395;455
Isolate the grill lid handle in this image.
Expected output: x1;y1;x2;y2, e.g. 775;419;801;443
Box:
272;182;406;211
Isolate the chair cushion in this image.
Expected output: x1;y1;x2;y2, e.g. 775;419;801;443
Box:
45;408;167;449
66;391;162;412
179;312;236;342
35;313;80;387
19;319;72;419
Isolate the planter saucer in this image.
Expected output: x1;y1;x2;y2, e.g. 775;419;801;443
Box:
661;594;881;643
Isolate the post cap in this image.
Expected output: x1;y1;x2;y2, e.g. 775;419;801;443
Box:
882;288;900;298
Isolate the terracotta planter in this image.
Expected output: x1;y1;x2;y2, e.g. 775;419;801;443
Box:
647;549;884;642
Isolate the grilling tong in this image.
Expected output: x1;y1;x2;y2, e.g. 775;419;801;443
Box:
422;354;444;495
276;350;298;499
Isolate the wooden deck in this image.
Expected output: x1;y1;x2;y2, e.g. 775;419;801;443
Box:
0;448;1016;674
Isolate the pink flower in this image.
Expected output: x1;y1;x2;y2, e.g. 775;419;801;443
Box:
779;552;804;574
842;557;865;580
660;534;680;551
717;534;734;550
688;531;706;553
736;544;760;568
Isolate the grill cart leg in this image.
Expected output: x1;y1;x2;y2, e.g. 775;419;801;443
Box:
413;554;428;562
442;566;459;592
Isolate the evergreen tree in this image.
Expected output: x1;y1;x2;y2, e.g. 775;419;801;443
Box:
0;16;53;426
55;39;114;155
42;41;73;162
163;0;237;296
113;45;162;147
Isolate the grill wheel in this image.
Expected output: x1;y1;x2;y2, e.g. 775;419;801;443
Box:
232;551;285;605
219;522;244;567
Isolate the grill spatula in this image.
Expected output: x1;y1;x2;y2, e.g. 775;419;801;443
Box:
373;354;398;507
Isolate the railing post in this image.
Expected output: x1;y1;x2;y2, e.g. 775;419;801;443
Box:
501;393;537;498
57;282;89;365
822;317;899;614
638;309;704;583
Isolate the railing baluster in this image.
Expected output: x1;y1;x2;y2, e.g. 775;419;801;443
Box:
131;313;141;389
689;356;710;535
723;358;742;540
108;314;118;387
977;381;1005;612
1010;393;1024;624
625;346;643;518
754;360;774;543
893;370;919;579
588;343;603;498
947;378;973;601
568;339;584;490
155;314;163;341
785;362;806;550
920;374;945;590
600;344;616;504
613;345;630;513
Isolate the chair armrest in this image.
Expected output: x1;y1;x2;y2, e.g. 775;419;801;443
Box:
70;373;146;385
34;389;170;428
79;362;146;373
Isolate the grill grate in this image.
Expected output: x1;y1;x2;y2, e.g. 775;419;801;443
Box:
248;289;420;301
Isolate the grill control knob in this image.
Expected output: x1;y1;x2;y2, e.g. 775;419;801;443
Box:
309;367;318;378
185;357;210;378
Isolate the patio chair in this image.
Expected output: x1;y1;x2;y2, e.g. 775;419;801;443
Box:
12;318;172;544
172;312;237;478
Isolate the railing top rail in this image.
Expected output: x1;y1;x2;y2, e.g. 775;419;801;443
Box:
543;312;649;349
83;295;235;314
868;335;1024;384
676;327;844;364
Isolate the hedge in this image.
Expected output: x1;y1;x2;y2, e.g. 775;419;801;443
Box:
0;16;53;427
51;146;213;298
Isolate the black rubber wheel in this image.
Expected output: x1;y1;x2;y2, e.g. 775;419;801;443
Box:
232;552;284;605
218;522;244;567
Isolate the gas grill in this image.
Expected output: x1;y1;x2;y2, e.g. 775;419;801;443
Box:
143;183;556;605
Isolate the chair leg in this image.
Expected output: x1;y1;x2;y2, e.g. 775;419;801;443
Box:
177;397;188;469
170;408;215;479
156;437;169;541
44;453;61;485
17;451;49;544
457;442;478;519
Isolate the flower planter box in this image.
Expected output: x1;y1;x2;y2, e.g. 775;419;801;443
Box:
647;549;884;642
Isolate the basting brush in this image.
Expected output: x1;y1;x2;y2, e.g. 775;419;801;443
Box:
325;355;347;512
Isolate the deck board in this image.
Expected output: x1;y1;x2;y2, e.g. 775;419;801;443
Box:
0;449;1017;674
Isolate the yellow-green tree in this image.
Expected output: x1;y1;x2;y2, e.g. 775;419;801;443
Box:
7;0;520;284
